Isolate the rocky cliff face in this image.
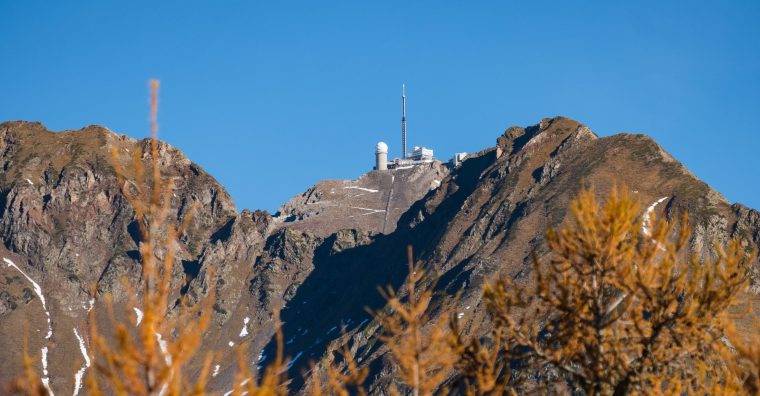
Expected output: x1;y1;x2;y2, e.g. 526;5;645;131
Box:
1;117;759;395
0;121;238;393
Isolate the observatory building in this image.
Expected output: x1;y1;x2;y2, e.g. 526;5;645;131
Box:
408;146;433;161
449;152;468;167
375;84;437;171
375;141;388;170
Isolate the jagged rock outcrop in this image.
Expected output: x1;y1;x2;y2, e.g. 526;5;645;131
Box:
731;203;760;293
0;121;237;393
1;117;759;395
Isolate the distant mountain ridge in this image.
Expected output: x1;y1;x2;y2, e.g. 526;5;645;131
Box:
0;117;758;394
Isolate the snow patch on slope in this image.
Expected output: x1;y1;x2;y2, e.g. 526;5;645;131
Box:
41;346;54;395
223;379;251;396
134;308;143;326
156;332;172;365
155;331;173;396
73;328;91;396
342;186;379;193
239;317;250;337
3;257;52;339
83;298;95;312
642;197;668;236
4;257;55;394
348;207;385;218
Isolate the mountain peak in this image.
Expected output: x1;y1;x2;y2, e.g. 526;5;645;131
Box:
1;117;758;394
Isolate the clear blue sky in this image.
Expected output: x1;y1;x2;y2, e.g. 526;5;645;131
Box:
1;1;758;212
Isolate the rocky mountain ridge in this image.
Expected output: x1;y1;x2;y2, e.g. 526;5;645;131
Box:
1;117;759;394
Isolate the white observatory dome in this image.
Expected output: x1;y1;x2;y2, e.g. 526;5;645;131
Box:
376;141;388;154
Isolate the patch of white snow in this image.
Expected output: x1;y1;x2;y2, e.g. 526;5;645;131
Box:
42;378;54;396
134;308;143;326
349;206;385;213
85;298;95;312
642;197;668;236
239;317;250;337
41;346;54;395
73;328;91;396
4;256;55;394
342;186;379;193
347;207;386;218
155;332;172;365
41;346;49;376
3;258;52;339
223;379;251;396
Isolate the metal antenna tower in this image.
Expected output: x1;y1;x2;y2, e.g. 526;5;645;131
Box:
401;84;407;159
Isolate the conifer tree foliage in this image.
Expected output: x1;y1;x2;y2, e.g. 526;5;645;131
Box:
307;339;369;396
729;329;760;395
85;80;290;396
86;80;217;395
467;188;754;395
374;245;459;396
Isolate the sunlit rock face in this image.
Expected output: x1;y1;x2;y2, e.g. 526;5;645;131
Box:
274;160;448;237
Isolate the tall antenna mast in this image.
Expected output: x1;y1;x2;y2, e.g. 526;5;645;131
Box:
401;84;407;159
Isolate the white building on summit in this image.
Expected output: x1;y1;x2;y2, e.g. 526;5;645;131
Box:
375;141;388;171
449;152;467;167
374;84;466;171
374;84;438;171
408;146;433;161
